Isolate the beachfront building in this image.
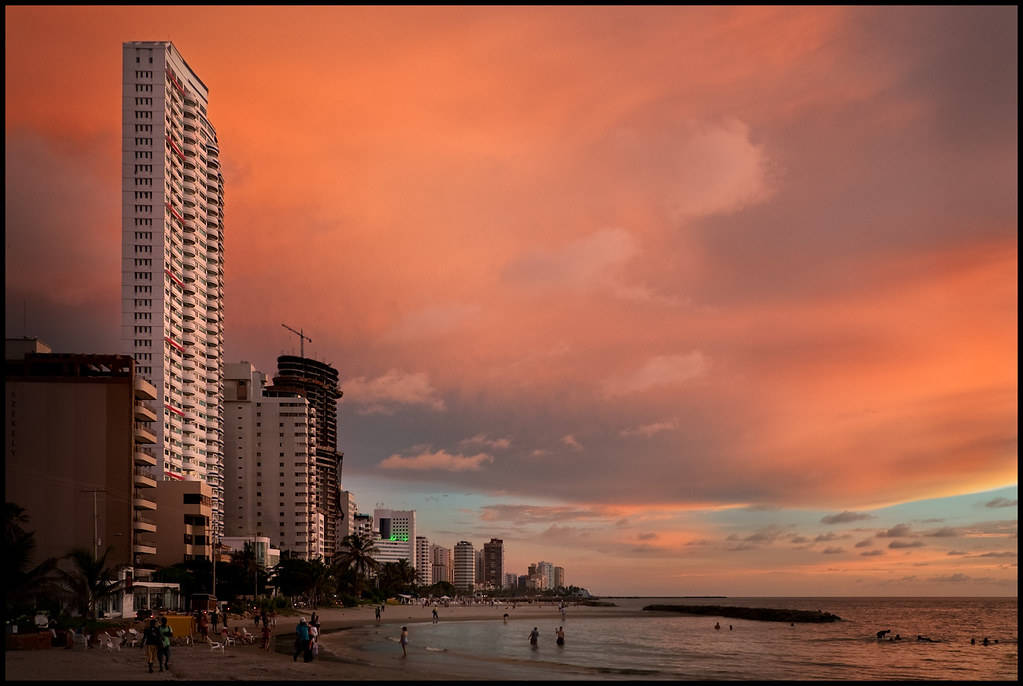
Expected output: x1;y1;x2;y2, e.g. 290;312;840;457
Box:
373;508;416;562
353;512;374;539
339;489;358;540
220;535;280;569
454;541;475;592
5;342;161;579
152;480;213;566
121;41;226;537
222;362;322;559
415;536;432;586
554;566;565;589
518;575;529;590
475;549;486;586
267;356;343;560
537;561;554;589
503;572;518;589
431;544;453;584
483;538;504;589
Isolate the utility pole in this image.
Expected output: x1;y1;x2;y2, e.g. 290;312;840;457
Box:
281;323;312;359
81;489;107;559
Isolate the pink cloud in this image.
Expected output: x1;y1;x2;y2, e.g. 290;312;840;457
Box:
344;369;446;414
379;448;493;472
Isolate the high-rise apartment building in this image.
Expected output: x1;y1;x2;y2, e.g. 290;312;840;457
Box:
353;513;374;539
222;362;322;559
339;490;357;540
415;536;432;586
121;42;226;538
483;538;504;590
475;549;485;585
268;356;342;559
454;541;475;592
554;566;565;589
537;561;554;590
503;572;518;589
431;544;453;584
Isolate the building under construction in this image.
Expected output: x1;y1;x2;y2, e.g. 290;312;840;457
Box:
267;355;343;561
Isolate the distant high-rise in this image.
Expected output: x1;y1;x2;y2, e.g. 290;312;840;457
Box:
431;544;453;584
554;566;565;589
483;538;504;589
537;561;554;589
268;356;342;559
454;541;475;592
415;536;432;586
475;549;485;585
121;41;226;538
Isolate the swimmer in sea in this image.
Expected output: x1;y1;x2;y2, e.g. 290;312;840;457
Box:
503;613;509;623
529;627;539;648
715;622;721;631
556;626;565;647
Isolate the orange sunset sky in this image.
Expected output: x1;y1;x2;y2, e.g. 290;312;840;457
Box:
4;6;1017;595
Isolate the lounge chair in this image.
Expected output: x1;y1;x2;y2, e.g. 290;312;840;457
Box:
210;641;224;653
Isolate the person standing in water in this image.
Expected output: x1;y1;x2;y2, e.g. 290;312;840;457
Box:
715;622;721;630
400;626;409;657
556;626;565;646
529;627;540;647
432;608;439;624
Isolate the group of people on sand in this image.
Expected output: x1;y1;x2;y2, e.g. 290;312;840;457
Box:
293;613;321;662
141;616;174;673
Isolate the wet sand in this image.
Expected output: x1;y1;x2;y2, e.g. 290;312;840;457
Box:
4;603;643;681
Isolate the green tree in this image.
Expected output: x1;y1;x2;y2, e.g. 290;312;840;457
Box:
334;534;379;598
273;557;314;599
428;580;457;597
306;557;334;608
3;503;59;616
58;547;119;620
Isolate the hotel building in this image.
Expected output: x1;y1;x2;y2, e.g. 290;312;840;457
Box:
431;544;453;584
415;535;432;586
121;41;226;537
482;538;504;590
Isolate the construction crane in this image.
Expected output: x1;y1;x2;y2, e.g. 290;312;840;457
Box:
282;323;312;359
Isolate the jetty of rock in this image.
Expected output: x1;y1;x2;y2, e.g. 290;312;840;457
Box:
642;604;841;623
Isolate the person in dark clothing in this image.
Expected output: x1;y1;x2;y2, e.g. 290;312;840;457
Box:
157;616;174;671
143;620;162;673
211;610;219;633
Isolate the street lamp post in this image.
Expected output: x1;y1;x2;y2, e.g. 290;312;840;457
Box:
81;489;107;559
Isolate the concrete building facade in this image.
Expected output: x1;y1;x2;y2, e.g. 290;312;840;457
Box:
338;490;357;540
454;541;475;592
121;41;226;537
372;509;416;563
5;345;160;575
415;535;432;586
431;544;453;585
554;566;565;589
222;362;321;559
152;479;212;566
483;538;504;590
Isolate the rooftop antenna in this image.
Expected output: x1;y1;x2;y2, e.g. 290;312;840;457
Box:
281;323;312;359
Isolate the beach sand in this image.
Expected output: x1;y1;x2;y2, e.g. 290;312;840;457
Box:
4;603;643;681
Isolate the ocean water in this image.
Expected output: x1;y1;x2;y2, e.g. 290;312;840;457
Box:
324;597;1018;680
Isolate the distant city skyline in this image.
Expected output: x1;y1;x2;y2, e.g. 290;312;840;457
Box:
4;6;1017;596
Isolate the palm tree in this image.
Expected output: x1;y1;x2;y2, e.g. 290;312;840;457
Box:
4;503;59;615
334;534;379;597
306;557;333;609
59;547;119;620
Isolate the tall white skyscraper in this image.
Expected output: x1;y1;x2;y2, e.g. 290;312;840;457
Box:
121;42;226;537
415;535;432;586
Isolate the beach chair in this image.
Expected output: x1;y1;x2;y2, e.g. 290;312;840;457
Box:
241;628;257;645
102;632;120;650
210;641;224;653
126;628;140;648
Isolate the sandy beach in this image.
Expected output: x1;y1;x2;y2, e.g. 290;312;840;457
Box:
4;603;642;681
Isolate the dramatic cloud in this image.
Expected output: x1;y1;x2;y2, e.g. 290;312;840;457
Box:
889;540;925;549
877;524;913;538
379;449;493;472
603;352;708;397
459;434;512;450
345;370;446;414
620;419;680;438
561;435;584;452
821;511;875;525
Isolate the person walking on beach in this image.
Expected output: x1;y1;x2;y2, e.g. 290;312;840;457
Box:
556;626;565;647
157;616;173;671
261;621;272;652
375;606;381;623
199;612;210;642
293;618;311;662
211;609;219;633
310;612;319;628
432;608;439;624
529;627;540;648
309;622;319;660
400;626;409;657
142;619;161;673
